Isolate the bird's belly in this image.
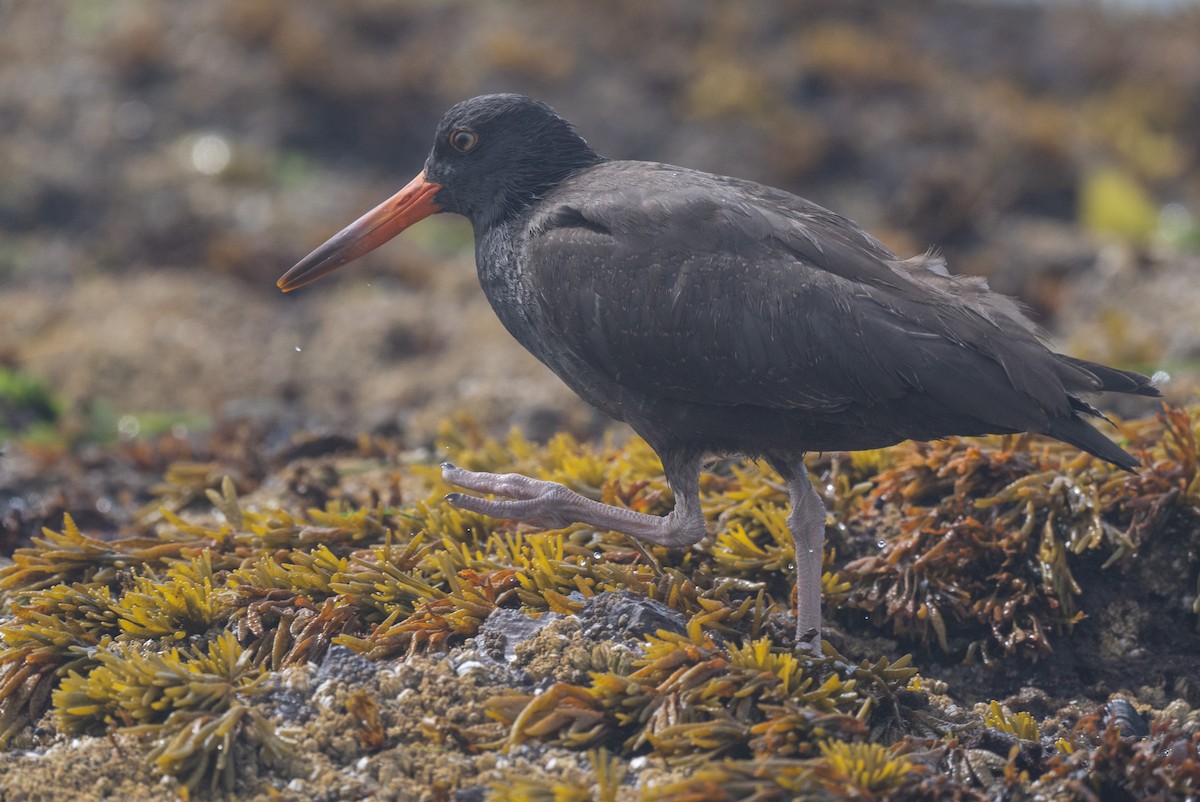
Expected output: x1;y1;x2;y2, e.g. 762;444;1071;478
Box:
614;394;1011;458
490;307;1007;455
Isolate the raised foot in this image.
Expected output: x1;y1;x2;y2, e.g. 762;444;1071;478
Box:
441;462;586;529
440;462;707;548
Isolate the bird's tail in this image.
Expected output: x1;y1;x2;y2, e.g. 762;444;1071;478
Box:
1046;415;1141;472
1059;355;1161;398
1049;355;1161;472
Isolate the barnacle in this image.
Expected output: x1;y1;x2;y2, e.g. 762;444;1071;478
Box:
945;744;1011;787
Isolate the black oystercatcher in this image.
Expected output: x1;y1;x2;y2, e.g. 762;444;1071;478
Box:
278;94;1159;649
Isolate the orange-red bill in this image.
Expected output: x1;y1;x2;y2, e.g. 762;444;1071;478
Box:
277;171;443;292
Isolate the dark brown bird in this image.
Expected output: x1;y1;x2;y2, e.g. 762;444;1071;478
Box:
278;94;1159;650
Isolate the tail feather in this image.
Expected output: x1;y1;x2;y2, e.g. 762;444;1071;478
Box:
1060;355;1161;398
1068;394;1111;423
1047;414;1141;472
1045;355;1159;471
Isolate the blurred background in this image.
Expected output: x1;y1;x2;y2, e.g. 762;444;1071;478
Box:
1;0;1198;458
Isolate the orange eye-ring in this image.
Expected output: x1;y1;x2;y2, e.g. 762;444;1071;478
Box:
449;128;479;153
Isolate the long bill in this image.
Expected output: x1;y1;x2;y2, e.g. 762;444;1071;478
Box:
277;171;443;292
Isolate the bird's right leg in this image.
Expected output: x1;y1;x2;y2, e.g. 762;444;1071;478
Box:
441;454;706;549
784;465;827;653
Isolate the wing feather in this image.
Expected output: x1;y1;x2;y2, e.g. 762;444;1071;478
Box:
523;162;1076;432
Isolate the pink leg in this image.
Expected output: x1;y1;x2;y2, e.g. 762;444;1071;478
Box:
785;468;827;653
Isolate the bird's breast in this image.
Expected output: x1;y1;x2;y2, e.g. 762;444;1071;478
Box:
474;224;574;367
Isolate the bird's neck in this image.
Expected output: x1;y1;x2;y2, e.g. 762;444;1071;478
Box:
475;153;605;231
474;218;526;295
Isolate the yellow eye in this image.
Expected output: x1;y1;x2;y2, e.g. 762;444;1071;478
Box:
449;128;479;153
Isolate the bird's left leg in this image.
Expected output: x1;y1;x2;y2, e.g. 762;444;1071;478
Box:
441;453;706;549
774;460;828;652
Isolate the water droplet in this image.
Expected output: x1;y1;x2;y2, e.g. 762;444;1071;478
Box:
189;133;231;175
117;415;140;440
295;346;302;352
877;540;886;549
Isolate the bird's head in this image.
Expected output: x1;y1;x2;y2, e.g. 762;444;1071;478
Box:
425;94;601;226
277;94;601;292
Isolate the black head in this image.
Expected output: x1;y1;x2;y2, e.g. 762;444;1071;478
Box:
278;94;600;292
423;94;603;229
